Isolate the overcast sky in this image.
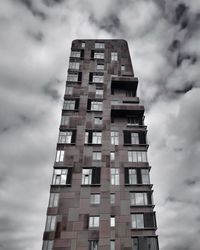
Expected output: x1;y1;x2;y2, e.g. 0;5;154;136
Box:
0;0;200;249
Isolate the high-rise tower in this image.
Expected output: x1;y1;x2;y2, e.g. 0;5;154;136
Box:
42;39;159;250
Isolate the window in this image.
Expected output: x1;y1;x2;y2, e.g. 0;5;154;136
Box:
67;73;78;82
89;240;98;250
111;131;119;145
121;65;125;71
61;116;69;126
130;193;148;206
128;151;147;162
94;117;102;125
95;89;103;97
95;42;104;49
58;131;75;144
111;52;118;61
70;51;81;58
45;215;56;231
92;132;102;144
81;168;101;185
93;75;104;83
49;193;59;207
127;117;139;126
129;169;137;184
92;151;102;161
111;168;119;185
97;64;104;70
85;131;102;144
141;169;150;184
55;150;64;162
110;193;115;204
91;101;103;111
110;216;115;227
89;216;99;228
42;240;53;250
69;62;80;70
94;52;104;59
131;133;139;144
110;152;115;161
81;42;85;48
65;86;73;95
110;240;115;250
131;214;144;229
63;100;75;110
132;237;159;250
90;194;100;204
126;90;135;97
52;168;72;185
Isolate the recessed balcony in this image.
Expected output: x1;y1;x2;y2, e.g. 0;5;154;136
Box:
111;101;144;117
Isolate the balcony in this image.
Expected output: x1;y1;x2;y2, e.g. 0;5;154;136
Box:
111;101;144;117
111;76;138;91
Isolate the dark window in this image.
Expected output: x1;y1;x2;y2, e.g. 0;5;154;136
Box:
82;167;101;185
131;213;156;229
124;168;150;185
58;130;76;144
123;131;146;145
52;168;72;185
89;240;98;250
126;90;135;97
132;237;159;250
85;131;102;144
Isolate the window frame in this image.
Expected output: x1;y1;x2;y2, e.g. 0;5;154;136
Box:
89;216;100;228
110;168;120;185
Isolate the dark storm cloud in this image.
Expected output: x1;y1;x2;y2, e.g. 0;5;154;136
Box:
42;79;62;101
42;0;65;7
26;30;44;41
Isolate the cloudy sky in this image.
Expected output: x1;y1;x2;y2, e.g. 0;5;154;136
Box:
0;0;200;249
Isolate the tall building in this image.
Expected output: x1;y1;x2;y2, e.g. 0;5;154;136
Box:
42;39;159;250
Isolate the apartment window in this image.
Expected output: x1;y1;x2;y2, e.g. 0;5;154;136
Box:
130;192;148;206
69;61;80;70
97;64;104;70
65;86;73;95
131;213;156;229
127;117;139;126
131;214;144;229
121;65;125;71
45;215;56;231
126;90;135;97
90;194;100;204
52;168;72;185
85;131;102;144
111;168;119;185
111;131;119;145
89;216;100;228
131;133;139;144
42;240;53;250
93;132;102;144
93;75;104;83
95;89;103;97
94;52;104;59
81;42;85;48
141;169;150;184
55;150;64;162
95;42;105;49
58;131;76;144
49;193;59;207
67;73;78;82
70;51;81;58
110;240;115;250
92;151;102;161
63;100;75;110
94;117;102;125
132;237;159;250
91;101;103;111
110;216;115;227
128;151;147;162
129;169;137;184
61;116;69;126
110;152;115;161
110;193;115;204
111;52;118;61
89;240;98;250
81;168;101;185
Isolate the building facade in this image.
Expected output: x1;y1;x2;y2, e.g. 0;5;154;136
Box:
42;39;159;250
